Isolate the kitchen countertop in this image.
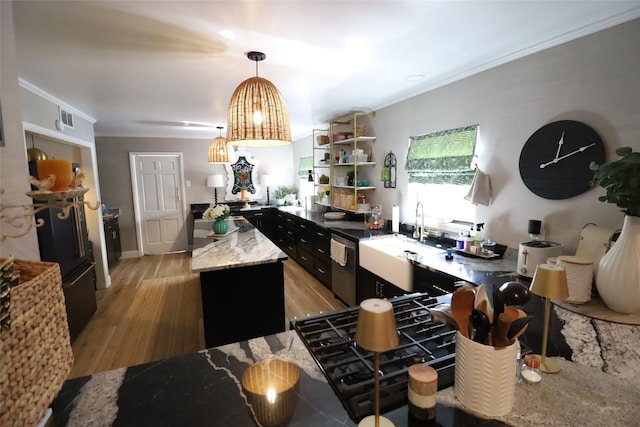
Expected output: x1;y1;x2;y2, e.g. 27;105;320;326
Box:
191;217;287;273
51;329;640;427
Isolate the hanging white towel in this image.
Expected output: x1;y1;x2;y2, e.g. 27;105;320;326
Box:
330;239;347;267
464;167;492;206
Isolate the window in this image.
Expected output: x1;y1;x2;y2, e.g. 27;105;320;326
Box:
297;155;314;199
406;125;478;228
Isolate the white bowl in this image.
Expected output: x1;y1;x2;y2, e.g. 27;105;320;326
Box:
356;203;370;212
324;212;346;220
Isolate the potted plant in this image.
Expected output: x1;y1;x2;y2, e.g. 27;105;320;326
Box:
284;187;299;205
274;186;289;206
590;146;640;313
319;174;330;184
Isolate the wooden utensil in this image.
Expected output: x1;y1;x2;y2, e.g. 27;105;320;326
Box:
507;316;531;341
492;312;515;348
451;289;475;339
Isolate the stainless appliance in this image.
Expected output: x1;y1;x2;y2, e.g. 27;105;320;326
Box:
291;292;457;422
517;240;564;277
330;234;357;306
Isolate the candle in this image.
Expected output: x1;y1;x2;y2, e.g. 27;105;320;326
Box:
37;159;73;191
408;363;438;421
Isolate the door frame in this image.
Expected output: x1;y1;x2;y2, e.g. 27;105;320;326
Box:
129;152;188;256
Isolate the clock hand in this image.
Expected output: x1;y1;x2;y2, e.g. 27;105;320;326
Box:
554;132;565;161
538;132;565;168
539;142;596;168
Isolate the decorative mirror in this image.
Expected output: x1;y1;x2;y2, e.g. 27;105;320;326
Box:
224;149;261;201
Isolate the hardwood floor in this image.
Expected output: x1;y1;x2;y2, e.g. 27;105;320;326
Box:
69;254;345;379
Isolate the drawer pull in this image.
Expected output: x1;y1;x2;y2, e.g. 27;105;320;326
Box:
317;268;326;274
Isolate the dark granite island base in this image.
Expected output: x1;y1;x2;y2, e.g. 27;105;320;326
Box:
200;261;285;347
192;217;288;348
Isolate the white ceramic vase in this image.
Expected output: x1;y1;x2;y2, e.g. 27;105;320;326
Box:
596;215;640;314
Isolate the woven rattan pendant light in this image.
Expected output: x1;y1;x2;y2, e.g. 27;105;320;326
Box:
227;51;291;146
208;126;230;163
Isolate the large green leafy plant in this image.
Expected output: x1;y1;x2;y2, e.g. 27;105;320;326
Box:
590;146;640;217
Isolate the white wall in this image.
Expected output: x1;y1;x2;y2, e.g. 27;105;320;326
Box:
95;137;295;253
294;18;640;253
0;1;39;259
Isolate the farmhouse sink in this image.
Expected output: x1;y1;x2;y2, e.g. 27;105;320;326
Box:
359;235;445;292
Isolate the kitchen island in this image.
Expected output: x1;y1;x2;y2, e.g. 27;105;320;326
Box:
192;217;288;347
51;329;639;427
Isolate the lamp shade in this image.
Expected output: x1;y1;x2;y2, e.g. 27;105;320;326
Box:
355;299;399;352
208;136;230;163
207;174;224;188
260;174;273;186
529;264;569;299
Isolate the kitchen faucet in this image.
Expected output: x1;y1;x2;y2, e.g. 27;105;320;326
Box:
413;201;425;243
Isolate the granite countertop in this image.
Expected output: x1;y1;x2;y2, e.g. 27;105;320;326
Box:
411;243;520;288
51;330;640;427
191;217;287;273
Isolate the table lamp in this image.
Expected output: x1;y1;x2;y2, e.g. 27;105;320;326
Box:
207;174;224;205
355;298;399;427
529;263;569;374
260;174;273;205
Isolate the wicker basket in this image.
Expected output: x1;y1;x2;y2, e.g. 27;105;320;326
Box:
0;259;74;427
316;135;330;146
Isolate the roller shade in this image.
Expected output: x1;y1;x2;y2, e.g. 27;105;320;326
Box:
298;155;313;177
406;124;478;185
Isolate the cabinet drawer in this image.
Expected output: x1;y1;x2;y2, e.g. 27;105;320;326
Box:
313;258;331;288
297;248;314;271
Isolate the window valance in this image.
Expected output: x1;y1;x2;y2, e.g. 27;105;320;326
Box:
406;124;478;185
297;155;313;177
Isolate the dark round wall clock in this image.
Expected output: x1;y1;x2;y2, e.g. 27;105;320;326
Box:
519;120;605;200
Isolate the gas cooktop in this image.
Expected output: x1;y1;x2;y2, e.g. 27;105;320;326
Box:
291;292;457;422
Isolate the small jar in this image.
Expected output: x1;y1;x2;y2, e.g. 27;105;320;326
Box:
408;363;438;422
520;355;542;385
357;194;366;204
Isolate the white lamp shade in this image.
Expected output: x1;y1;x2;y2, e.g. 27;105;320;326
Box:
260;174;273;186
207;174;224;188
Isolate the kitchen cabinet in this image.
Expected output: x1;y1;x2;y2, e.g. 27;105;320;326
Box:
272;211;332;289
298;220;331;288
311;112;376;212
104;216;121;268
241;208;274;239
412;264;459;296
357;266;405;302
273;211;297;259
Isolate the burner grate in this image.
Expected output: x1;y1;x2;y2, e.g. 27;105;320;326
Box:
291;292;457;422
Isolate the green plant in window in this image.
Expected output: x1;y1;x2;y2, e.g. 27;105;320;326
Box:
274;186;289;199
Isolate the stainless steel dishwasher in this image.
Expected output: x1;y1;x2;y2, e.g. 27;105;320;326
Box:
331;234;357;306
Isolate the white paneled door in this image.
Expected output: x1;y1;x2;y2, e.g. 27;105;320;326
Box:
130;153;187;255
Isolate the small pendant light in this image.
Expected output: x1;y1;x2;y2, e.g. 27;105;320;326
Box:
208;126;230;163
227;51;291;146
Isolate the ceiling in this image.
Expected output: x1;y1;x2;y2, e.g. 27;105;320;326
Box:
11;1;640;141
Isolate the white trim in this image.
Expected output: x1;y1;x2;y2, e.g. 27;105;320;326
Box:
129;152;188;256
19;78;97;124
22;122;94;148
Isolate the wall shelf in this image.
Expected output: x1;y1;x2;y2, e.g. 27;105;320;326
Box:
0;187;100;241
